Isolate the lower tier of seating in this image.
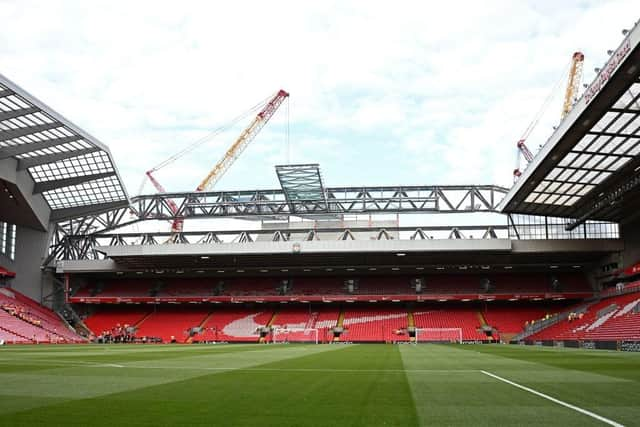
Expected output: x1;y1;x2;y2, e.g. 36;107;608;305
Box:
269;307;338;343
0;287;85;344
79;301;597;344
83;306;151;337
413;306;486;341
342;308;410;342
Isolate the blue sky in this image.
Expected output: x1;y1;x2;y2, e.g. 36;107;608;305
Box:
1;0;637;196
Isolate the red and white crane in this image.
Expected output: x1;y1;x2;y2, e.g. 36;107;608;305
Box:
140;89;289;235
513;52;584;180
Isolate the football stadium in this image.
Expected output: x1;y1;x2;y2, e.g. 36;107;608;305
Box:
1;6;640;427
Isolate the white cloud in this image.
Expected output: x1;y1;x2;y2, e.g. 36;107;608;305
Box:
0;0;636;195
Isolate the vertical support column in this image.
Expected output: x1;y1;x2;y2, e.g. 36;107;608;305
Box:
64;273;70;303
545;216;549;240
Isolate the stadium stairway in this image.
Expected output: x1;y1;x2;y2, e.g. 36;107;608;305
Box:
407;310;415;342
335;308;345;342
476;311;488;328
187;311;214;344
260;310;278;343
134;311;154;328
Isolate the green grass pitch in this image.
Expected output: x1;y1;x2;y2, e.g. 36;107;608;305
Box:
0;343;639;426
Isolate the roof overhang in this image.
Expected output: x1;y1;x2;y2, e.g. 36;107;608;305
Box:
0;73;129;226
500;22;640;224
75;238;623;272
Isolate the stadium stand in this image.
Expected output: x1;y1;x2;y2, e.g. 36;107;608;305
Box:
0;288;85;343
135;307;210;343
413;305;486;341
341;307;410;342
200;307;273;342
528;289;640;341
269;307;321;342
482;304;550;334
83;306;151;338
72;273;592;302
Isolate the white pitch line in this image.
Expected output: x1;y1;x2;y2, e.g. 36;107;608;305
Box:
480;370;624;427
89;366;479;373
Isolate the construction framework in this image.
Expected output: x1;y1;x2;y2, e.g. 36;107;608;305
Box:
54;185;508;234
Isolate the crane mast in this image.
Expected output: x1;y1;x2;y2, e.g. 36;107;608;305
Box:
513;52;585;181
513;139;534;178
561;52;584;119
163;89;289;236
145;170;183;232
196;89;289;191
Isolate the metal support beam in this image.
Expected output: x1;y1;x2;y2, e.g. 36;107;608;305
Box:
0;136;84;159
49;185;509;238
566;172;640;231
33;172;116;194
0;122;62;142
0;106;40;121
18;147;100;170
50;200;130;222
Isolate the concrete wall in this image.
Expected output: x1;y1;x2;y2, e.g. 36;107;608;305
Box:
620;218;640;269
0;224;52;304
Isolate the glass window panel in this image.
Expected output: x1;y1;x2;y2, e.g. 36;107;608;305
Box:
564;196;579;206
588;135;612;152
591;172;611;184
593;111;617;131
577;185;595;196
544;194;560;204
608;157;630;171
614;89;637;109
544;181;561;193
583;155;606;169
546;168;562;180
607;113;636;133
575;134;596;150
559;152;578;166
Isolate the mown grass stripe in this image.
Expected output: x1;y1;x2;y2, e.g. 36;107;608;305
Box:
481;370;624;427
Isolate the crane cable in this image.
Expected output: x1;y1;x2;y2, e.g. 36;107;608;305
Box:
286;96;291;164
515;58;574;175
520;59;572;142
137;91;279;195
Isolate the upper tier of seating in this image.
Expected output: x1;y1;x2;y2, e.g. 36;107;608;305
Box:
73;273;591;300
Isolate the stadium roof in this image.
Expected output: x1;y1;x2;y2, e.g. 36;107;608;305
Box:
500;22;640;227
276;164;327;203
0;73;129;225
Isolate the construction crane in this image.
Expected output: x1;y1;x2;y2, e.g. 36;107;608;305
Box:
140;89;289;236
561;52;585;119
513;139;534;179
145;170;184;233
196;89;289;191
513;52;585;180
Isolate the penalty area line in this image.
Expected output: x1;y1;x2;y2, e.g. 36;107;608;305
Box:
480;370;623;427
